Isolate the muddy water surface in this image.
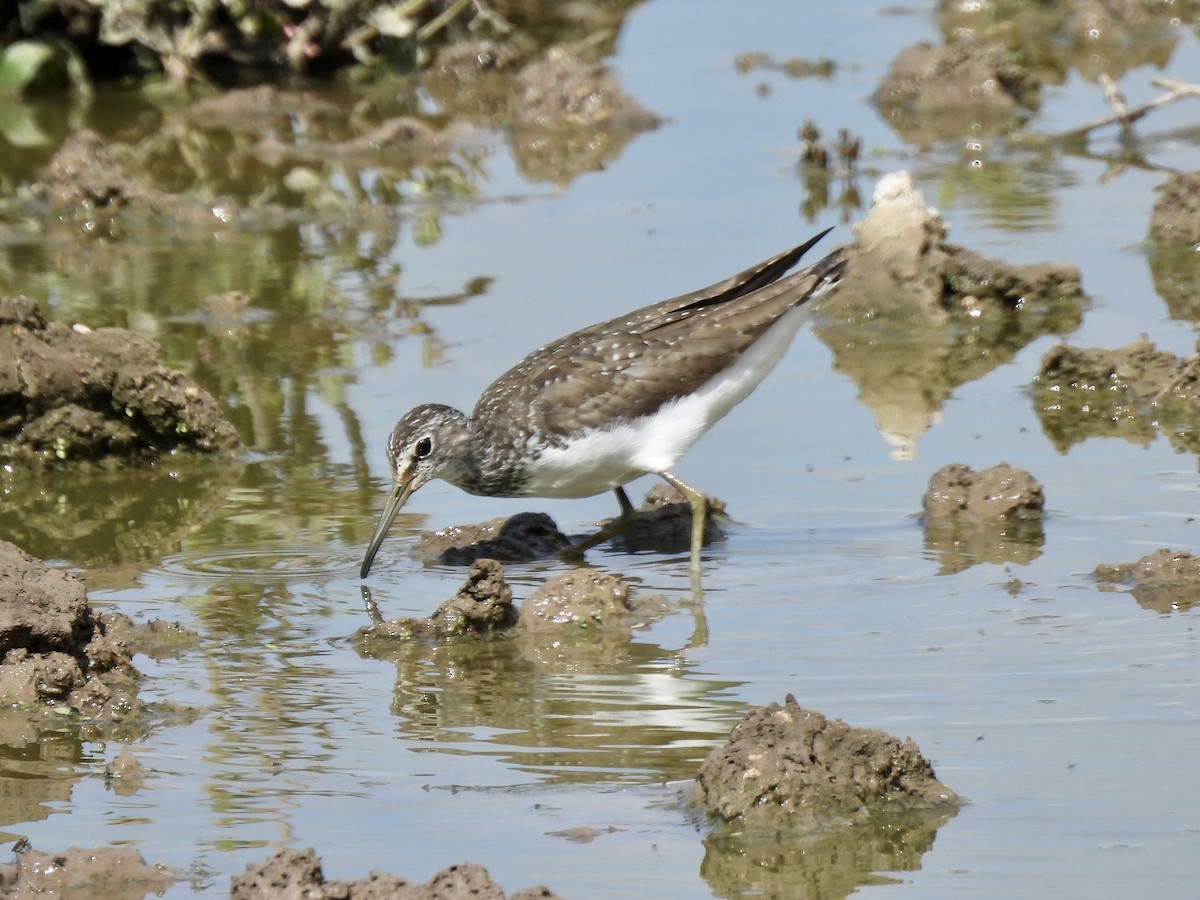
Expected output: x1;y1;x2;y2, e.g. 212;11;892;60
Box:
2;1;1200;898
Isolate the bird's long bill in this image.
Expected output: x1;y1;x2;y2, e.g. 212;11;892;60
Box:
359;476;416;579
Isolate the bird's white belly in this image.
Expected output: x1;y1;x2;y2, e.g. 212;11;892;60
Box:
518;301;812;499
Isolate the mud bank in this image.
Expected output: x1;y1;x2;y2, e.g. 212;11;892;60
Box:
692;694;960;830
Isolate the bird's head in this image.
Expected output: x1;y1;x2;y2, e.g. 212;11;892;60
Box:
360;403;470;578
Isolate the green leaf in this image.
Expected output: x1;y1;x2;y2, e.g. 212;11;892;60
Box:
0;41;67;94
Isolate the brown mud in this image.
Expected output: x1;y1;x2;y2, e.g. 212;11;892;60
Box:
0;845;178;899
0;294;240;467
410;485;726;565
920;463;1046;575
230;849;562;900
355;559;667;647
0;537;198;725
1033;338;1200;455
1094;548;1200;613
692;694;960;831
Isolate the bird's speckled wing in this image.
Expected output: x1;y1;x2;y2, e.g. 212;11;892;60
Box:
469;233;846;454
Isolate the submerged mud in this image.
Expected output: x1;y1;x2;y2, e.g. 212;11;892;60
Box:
409;486;726;566
355;559;667;649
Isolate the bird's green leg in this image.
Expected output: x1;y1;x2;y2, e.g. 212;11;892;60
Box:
658;472;708;634
659;471;707;572
559;486;640;560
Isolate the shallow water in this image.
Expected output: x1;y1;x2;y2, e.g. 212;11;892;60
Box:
3;1;1200;897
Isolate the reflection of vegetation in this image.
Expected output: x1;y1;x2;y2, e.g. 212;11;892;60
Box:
0;460;240;575
796;120;864;224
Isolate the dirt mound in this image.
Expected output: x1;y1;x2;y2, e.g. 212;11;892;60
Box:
692;694;959;830
875;40;1038;142
355;559;517;645
0;539;139;713
922;462;1044;524
920;463;1045;573
0;538;199;722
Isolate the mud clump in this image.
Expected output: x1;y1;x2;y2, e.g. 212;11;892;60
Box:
0;295;241;466
230;848;562;900
844;171;1082;322
0;845;177;897
355;559;517;647
1032;338;1200;454
0;539;138;713
508;48;661;185
920;463;1045;573
355;559;667;650
1094;548;1200;613
37;129;165;213
0;539;198;721
692;695;959;830
411;486;726;565
414;513;573;565
605;483;727;555
921;462;1044;525
520;568;635;633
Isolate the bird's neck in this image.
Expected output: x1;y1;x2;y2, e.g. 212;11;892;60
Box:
459;413;529;497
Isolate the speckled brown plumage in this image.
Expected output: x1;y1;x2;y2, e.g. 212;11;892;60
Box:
361;229;846;578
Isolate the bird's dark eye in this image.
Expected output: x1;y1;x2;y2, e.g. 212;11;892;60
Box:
415;437;433;459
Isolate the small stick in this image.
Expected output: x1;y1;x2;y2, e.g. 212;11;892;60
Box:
1055;76;1200;140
